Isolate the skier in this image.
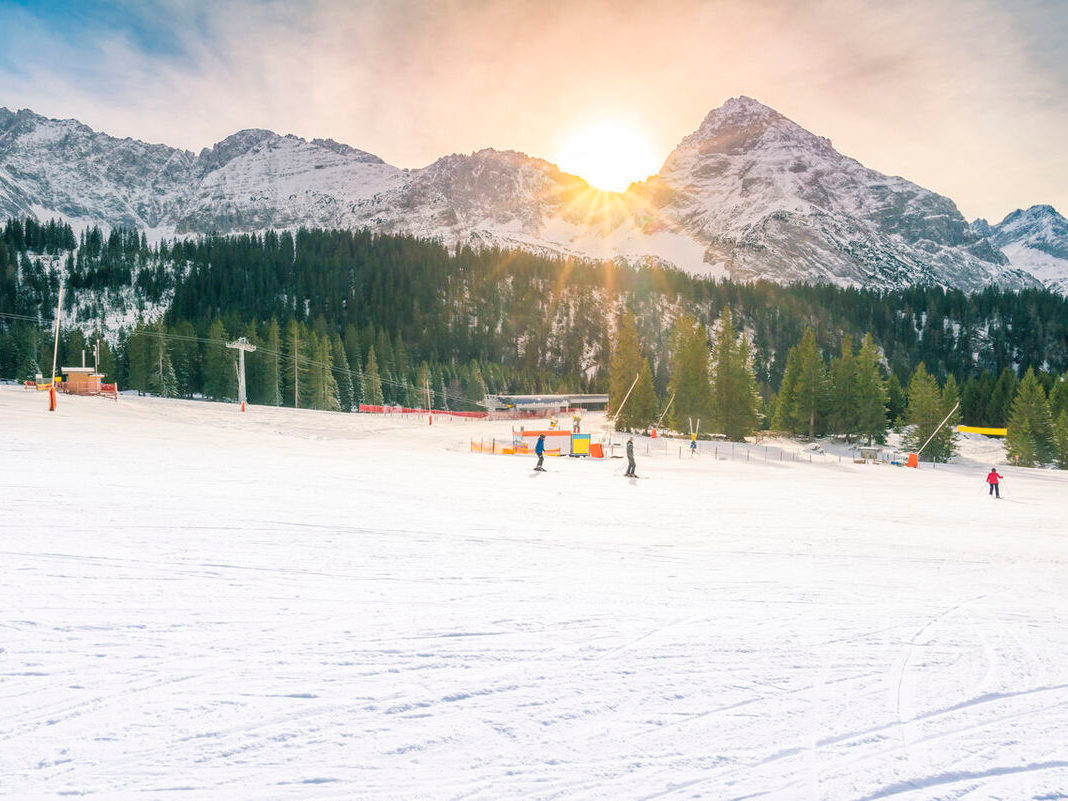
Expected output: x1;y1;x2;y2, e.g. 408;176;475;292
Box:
690;436;698;456
534;434;547;472
625;436;637;477
986;467;1004;498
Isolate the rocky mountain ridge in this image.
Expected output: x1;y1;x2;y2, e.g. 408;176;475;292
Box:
972;205;1068;294
0;98;1058;293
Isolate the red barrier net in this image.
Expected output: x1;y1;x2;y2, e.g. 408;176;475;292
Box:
358;403;487;419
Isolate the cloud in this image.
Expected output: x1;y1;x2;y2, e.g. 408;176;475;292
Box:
0;0;1064;219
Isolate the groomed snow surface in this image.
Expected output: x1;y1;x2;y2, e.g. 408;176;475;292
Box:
2;385;1068;800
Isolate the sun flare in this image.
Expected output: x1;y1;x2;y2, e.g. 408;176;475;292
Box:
555;122;661;193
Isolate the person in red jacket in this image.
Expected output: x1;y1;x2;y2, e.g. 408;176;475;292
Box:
986;468;1004;498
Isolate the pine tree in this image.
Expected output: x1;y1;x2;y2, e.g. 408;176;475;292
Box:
333;334;354;412
1005;367;1054;466
65;328;86;368
16;326;41;382
436;369;448;411
609;312;656;430
125;321;152;394
95;334;118;384
886;372;906;427
772;345;800;431
630;358;659;431
415;363;432;410
308;334;340;411
1050;373;1068;421
989;367;1018;426
364;346;385;406
1009;417;1037;468
348;347;364;409
829;335;859;441
791;328;829;439
282;319;304;408
170;319;200;397
854;334;888;445
146;320;177;398
466;361;488;411
709;307;760;440
668;315;712;433
1053;410;1068;470
203;318;236;400
902;363;952;461
935;373;961;461
263;318;282;406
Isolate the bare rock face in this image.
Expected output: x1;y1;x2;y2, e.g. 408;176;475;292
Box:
0;98;1047;292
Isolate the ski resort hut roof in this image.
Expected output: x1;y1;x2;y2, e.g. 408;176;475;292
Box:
483;393;608;413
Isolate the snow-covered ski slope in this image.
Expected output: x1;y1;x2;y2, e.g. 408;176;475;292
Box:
2;386;1068;800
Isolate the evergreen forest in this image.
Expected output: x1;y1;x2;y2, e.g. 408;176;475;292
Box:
2;217;1067;466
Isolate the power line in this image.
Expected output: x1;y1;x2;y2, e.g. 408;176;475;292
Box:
2;311;484;409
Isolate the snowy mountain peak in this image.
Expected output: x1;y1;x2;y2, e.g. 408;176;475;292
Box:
697;95;782;130
681;96;833;158
0;101;1053;293
975;204;1068;293
196;129;282;170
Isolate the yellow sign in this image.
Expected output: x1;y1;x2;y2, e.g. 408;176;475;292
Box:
958;425;1008;436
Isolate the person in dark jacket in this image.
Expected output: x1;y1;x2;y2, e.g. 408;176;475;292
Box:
986;467;1004;498
534;434;546;471
625;436;636;477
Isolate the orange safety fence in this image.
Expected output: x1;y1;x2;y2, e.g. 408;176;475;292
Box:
470;439;562;456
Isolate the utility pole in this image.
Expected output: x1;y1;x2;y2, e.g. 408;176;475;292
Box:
48;283;63;412
425;371;433;425
226;337;257;412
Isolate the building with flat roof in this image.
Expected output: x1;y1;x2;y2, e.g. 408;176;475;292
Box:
482;393;608;414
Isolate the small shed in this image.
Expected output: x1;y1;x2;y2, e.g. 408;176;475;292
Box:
61;367;103;395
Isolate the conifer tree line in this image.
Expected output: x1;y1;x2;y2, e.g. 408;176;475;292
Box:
1;216;1068;465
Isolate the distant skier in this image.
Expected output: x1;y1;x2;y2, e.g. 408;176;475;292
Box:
534;434;546;472
625;436;637;477
986;467;1004;498
690;436;698;456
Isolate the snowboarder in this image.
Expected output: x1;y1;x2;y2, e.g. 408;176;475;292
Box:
625;436;637;477
986;467;1004;498
534;434;546;471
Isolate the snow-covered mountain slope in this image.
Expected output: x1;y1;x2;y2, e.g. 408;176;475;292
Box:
973;205;1068;294
0;99;1044;291
642;97;1031;290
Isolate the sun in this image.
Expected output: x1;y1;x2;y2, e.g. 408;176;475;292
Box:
555;122;661;193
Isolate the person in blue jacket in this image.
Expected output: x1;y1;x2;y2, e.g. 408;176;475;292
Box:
534;434;547;471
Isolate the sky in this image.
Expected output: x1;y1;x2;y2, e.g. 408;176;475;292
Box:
0;0;1064;221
